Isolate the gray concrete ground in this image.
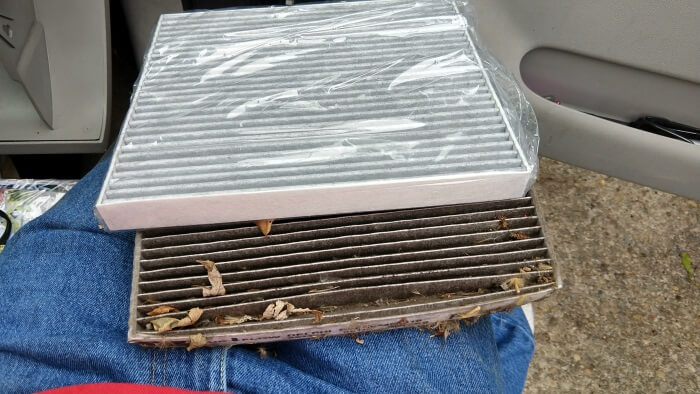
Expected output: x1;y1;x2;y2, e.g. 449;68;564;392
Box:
525;158;699;393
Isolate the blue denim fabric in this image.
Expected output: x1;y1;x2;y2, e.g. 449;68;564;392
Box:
0;159;534;393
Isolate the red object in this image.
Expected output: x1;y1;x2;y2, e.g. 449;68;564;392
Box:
40;383;225;394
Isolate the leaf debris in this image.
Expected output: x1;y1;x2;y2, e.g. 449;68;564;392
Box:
187;333;207;351
501;277;524;294
149;307;203;333
261;300;324;322
509;232;530;240
456;306;481;320
197;260;226;297
147;305;180;316
255;219;274;236
215;315;259;325
349;333;365;345
430;320;461;341
498;215;509;230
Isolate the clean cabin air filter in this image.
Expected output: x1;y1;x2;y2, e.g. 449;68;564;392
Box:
96;0;539;230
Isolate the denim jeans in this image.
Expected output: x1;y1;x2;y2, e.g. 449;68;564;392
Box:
0;159;534;393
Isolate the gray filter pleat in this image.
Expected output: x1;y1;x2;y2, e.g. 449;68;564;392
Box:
95;0;535;230
128;195;560;347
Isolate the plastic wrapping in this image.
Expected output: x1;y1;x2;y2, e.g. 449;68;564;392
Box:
0;180;76;250
97;0;539;230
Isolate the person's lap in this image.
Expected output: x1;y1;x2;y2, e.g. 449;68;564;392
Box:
0;159;533;393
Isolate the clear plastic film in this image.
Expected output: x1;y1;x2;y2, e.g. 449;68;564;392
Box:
0;179;76;250
98;0;539;229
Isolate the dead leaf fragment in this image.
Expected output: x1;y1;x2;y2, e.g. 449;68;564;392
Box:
149;307;203;333
255;219;274;236
147;305;180;316
516;295;528;306
498;215;508;230
509;232;530;240
187;333;207;351
175;307;203;329
430;320;460;341
456;306;481;320
197;260;226;297
262;303;276;320
536;262;553;271
260;300;323;322
501;277;525;294
150;317;180;334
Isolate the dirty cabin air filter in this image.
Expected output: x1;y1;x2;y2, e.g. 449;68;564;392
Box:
129;195;560;348
95;0;537;231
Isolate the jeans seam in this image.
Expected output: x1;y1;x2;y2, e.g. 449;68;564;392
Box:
220;347;226;391
151;349;156;385
163;349;168;386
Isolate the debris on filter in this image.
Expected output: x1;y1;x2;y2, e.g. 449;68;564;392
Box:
501;277;524;294
509;231;530;240
516;295;528;306
537;275;554;284
187;333;207;351
147;305;180;316
261;300;324;322
254;219;274;236
149;307;204;333
455;306;481;320
149;317;179;333
144;299;162;305
348;333;365;345
520;266;532;273
410;290;422;296
498;215;509;230
536;262;553;271
680;252;696;284
430;320;461;341
215;315;259;325
393;317;409;327
307;286;340;293
196;259;226;297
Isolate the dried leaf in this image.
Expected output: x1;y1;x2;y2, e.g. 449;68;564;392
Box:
516;295;528;306
215;314;259;325
456;306;481;320
501;277;524;294
273;300;287;316
430;320;460;341
261;300;323;321
275;310;289;321
143;298;162;305
150;317;180;333
186;333;207;351
536;262;553;271
262;303;276;320
197;259;226;297
147;305;180;316
255;219;274;236
310;310;324;323
498;215;508;230
509;232;530;240
175;307;204;329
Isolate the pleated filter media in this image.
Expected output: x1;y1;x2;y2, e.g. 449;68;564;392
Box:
96;0;539;230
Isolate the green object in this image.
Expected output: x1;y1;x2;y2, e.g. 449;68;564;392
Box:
680;252;695;283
